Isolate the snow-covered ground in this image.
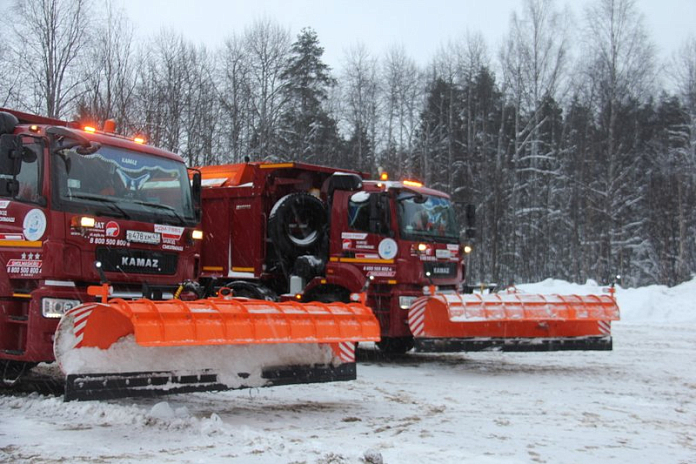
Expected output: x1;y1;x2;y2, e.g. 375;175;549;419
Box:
1;279;695;464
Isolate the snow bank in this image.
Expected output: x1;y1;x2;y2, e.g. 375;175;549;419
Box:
517;276;696;324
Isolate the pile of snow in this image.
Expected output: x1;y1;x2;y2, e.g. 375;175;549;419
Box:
517;276;696;324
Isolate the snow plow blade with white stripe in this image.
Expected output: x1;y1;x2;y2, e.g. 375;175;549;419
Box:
54;297;380;401
408;290;620;352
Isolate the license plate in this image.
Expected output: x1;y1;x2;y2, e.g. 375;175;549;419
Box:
436;249;452;259
126;230;160;244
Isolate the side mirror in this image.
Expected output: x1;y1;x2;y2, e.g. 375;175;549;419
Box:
0;134;23;176
191;171;202;222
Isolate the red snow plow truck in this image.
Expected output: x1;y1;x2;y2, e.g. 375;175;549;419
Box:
0;109;379;401
196;162;619;354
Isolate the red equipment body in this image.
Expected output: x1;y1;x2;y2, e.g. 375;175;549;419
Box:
199;162;619;353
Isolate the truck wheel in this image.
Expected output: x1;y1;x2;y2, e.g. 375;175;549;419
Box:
1;361;35;386
376;337;414;354
268;193;327;258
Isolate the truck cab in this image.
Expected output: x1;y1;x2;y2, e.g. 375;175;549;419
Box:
321;179;470;352
0;109;201;370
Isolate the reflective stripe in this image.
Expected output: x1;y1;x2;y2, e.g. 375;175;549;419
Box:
408;299;428;336
332;342;355;363
598;320;611;335
44;280;76;287
0;240;42;248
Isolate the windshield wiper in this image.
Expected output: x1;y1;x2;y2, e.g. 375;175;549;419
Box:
67;193;130;219
131;199;185;223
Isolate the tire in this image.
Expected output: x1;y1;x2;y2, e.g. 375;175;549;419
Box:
1;361;36;386
376;337;415;354
268;193;327;259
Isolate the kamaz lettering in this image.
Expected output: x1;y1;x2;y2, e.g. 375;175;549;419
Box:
121;257;159;268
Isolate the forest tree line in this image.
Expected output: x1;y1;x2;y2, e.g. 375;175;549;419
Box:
1;0;694;288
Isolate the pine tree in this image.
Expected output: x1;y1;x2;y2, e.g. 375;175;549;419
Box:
279;27;340;164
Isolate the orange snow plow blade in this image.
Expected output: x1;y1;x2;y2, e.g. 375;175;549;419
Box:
54;297;380;401
409;292;620;352
65;297;380;349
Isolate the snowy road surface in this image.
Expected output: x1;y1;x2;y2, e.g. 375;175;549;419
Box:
1;282;695;463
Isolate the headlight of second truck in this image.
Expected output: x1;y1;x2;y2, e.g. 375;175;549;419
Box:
42;298;81;318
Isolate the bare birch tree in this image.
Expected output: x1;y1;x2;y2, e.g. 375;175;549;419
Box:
12;0;91;118
218;34;252;163
0;23;23;107
582;0;656;284
381;45;422;177
243;18;291;159
341;43;379;171
79;0;136;132
671;37;696;156
498;0;570;281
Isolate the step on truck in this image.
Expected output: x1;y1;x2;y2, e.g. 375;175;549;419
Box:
0;109;379;400
197;162;619;354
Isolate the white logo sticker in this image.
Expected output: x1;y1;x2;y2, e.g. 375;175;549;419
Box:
378;238;398;260
154;224;184;240
23;209;46;241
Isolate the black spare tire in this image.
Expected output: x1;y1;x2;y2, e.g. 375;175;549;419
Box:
268;192;327;258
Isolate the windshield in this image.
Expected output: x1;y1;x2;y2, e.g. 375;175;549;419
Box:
397;192;459;242
52;145;195;226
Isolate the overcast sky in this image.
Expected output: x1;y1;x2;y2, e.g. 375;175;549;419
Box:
116;0;695;72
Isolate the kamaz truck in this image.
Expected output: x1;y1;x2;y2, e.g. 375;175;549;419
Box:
0;110;379;400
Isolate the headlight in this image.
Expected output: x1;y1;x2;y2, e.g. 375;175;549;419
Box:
42;298;81;318
399;296;417;309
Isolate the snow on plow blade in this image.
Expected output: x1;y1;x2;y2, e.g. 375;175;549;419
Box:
54;297;380;401
409;292;620;353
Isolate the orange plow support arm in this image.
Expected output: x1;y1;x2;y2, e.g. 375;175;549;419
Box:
408;292;620;352
68;297;381;350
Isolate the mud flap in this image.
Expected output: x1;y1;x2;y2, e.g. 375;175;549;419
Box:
409;292;619;353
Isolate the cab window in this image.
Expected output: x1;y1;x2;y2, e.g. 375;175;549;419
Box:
347;192;391;235
348;192;370;232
